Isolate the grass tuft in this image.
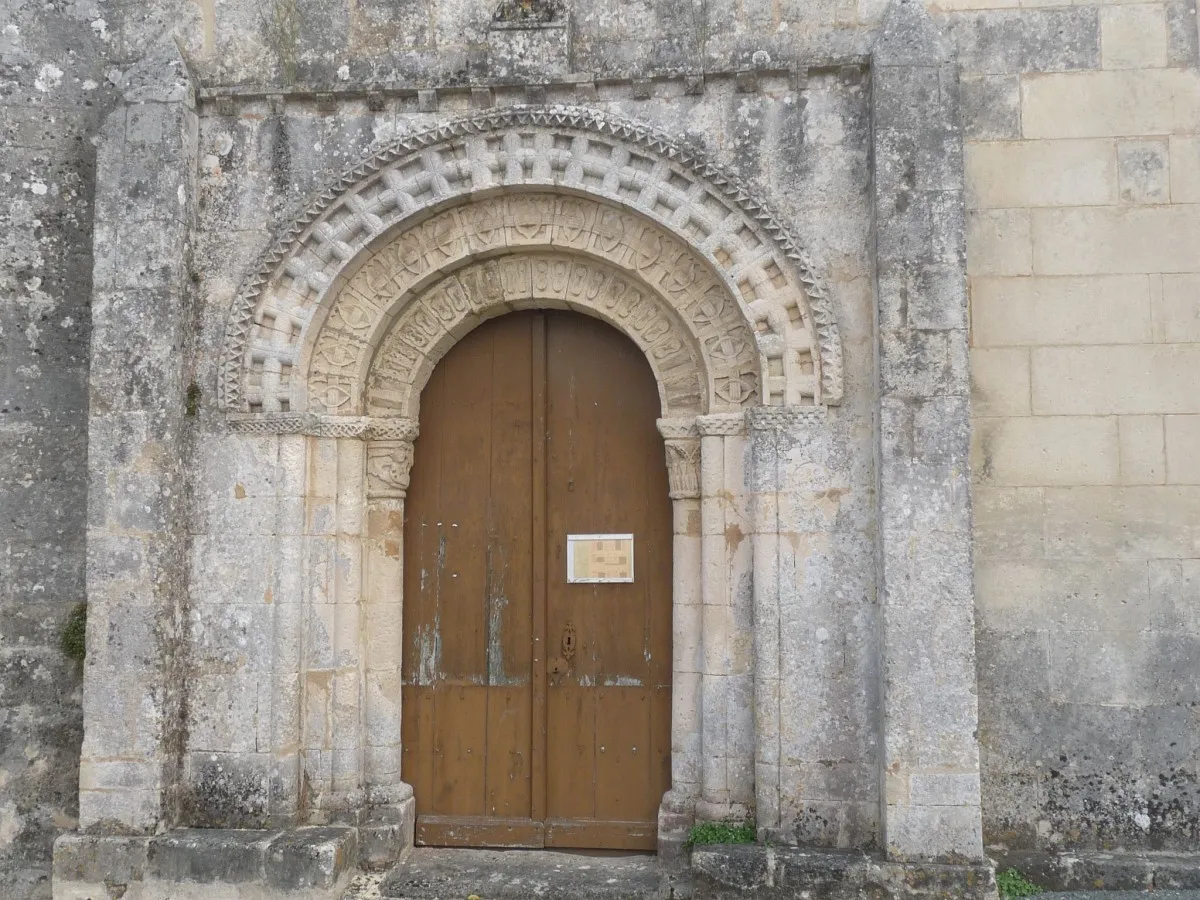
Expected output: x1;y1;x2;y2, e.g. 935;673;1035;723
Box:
997;867;1043;899
685;820;756;848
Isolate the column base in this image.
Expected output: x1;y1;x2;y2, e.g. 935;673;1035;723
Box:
657;789;697;859
359;789;416;870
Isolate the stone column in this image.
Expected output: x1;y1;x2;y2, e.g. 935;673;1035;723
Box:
270;432;309;822
330;438;366;806
656;418;702;854
361;419;419;864
77;45;199;832
872;0;984;862
746;410;782;835
694;412;753;822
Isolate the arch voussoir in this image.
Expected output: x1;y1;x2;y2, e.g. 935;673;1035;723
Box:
219;106;843;422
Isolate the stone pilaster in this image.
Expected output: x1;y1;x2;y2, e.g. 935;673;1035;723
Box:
77;44;200;833
872;0;984;863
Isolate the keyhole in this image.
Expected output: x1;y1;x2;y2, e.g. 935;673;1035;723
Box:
562;622;577;661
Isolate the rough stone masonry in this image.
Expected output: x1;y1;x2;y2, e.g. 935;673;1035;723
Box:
2;0;1200;896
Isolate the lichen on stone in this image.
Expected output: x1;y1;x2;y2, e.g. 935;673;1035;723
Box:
492;0;565;24
61;603;87;662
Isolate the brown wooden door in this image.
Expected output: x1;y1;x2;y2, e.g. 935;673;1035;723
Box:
401;310;672;851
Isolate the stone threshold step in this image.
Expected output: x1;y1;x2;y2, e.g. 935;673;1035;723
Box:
360;847;686;900
54;827;358;899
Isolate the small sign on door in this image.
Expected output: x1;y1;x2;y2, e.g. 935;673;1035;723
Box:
566;534;634;583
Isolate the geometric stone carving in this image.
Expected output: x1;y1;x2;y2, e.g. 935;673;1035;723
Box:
224;413;419;439
219;106;843;420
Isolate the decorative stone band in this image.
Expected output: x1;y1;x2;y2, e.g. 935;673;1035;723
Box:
695;411;747;437
744;405;826;433
225;412;420;441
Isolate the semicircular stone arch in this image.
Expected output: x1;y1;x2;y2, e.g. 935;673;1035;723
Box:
304;193;762;419
361;250;717;419
220;106;844;417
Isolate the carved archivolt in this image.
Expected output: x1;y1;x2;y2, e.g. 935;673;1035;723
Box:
220;106;844;420
363;248;723;418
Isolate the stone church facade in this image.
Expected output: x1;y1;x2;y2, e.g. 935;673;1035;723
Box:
2;0;1199;895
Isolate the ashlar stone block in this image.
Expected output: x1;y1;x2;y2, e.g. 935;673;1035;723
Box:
1154;273;1200;342
971;274;1151;346
1032;345;1200;415
1119;414;1167;484
972;415;1120;486
967;209;1032;276
1101;4;1169;69
1118;139;1170;204
1022;68;1200;139
966;138;1116;209
1165;414;1200;483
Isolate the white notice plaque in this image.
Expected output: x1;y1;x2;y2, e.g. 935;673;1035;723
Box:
566;534;634;583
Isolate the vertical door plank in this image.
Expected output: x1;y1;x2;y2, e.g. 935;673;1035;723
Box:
429;325;496;818
530;313;548;823
483;314;535;820
431;685;489;816
402;352;448;814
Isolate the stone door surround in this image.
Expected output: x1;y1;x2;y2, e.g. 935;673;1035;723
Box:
215;107;847;852
75;1;985;868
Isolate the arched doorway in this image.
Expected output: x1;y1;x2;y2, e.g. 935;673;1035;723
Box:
400;310;673;850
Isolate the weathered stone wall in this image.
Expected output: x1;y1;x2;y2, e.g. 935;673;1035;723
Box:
0;2;110;896
960;0;1200;852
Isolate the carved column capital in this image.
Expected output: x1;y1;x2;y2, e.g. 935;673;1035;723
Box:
663;439;701;500
657;418;701;501
367;429;419;500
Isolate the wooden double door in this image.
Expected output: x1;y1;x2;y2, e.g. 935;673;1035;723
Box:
401;310;673;850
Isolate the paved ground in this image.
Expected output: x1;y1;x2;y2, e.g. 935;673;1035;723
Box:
343;850;1200;900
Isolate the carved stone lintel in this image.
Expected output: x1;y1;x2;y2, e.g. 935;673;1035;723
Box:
367;439;417;499
663;438;701;500
695;411;746;437
226;413;419;441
